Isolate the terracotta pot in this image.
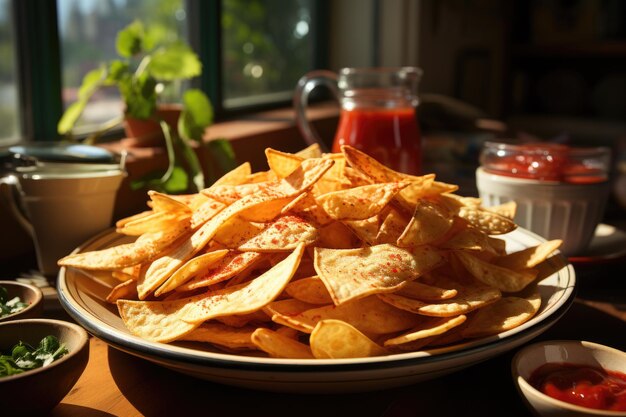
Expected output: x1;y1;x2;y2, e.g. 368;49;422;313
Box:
122;104;182;148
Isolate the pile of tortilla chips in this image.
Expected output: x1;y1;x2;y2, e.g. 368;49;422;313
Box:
58;145;563;359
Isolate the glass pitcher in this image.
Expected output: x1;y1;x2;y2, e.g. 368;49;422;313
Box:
294;67;423;175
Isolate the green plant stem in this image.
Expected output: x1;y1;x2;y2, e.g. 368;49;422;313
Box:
134;55;152;78
159;120;176;184
178;134;205;191
84;115;125;145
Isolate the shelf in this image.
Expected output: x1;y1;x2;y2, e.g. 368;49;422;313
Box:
506;114;626;144
512;41;626;58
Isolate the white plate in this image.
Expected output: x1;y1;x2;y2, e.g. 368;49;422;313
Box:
569;223;626;265
57;228;575;393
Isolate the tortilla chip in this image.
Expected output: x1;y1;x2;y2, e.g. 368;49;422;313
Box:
384;315;467;347
494;240;563;270
285;276;333;305
178;251;264;291
238;216;318;252
461;289;541;338
397;198;454;247
117;243;305;342
178;322;257;350
251;328;313;359
378;276;501;317
310;319;389;358
317;182;408;221
265;296;422;337
155;249;230;296
314;244;443;305
455;251;538;293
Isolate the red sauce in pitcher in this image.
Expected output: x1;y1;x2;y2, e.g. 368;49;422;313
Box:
331;108;421;175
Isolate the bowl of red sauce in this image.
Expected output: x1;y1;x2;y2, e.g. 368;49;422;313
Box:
476;142;612;256
512;340;626;416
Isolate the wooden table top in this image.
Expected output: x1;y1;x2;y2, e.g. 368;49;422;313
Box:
46;263;626;417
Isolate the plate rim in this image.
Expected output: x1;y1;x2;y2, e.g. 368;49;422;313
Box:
568;223;626;265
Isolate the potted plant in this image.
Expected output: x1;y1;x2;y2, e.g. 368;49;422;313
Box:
57;20;236;194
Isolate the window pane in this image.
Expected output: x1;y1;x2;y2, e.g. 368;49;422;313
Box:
0;0;20;145
57;0;187;132
222;0;316;109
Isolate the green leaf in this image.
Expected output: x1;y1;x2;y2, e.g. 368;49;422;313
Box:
130;166;188;193
123;72;157;119
207;139;238;174
78;67;106;100
51;343;68;361
147;43;202;81
143;24;170;51
129;122;191;193
0;357;23;377
58;68;106;134
177;133;205;191
116;20;145;57
106;60;131;83
37;336;60;355
0;286;7;304
179;89;213;141
130;172;160;191
11;343;30;360
162;166;189;193
58;101;88;135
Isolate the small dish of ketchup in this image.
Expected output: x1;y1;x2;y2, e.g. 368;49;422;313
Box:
512;340;626;416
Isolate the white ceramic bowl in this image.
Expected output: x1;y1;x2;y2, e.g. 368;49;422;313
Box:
476;167;611;256
512;340;626;417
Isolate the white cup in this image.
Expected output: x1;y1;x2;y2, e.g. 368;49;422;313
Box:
476;142;612;257
476;167;611;256
1;165;124;276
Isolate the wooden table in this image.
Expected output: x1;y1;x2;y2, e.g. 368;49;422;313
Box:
46;261;626;417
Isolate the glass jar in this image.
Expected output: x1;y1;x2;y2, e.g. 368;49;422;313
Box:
476;141;612;256
294;67;423;175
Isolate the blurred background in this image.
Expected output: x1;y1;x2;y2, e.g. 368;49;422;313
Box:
1;0;625;261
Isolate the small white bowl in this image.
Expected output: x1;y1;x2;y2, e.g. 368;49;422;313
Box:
476;167;611;256
512;340;626;417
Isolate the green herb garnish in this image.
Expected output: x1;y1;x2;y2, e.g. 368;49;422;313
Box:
0;286;29;318
0;335;68;378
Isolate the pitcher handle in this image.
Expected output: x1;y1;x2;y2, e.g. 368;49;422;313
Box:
0;175;34;236
293;70;340;152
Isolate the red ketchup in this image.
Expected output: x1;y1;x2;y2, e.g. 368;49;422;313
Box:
529;362;626;411
480;142;609;184
331;107;421;175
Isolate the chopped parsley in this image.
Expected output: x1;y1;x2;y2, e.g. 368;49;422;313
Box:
0;335;68;378
0;285;29;318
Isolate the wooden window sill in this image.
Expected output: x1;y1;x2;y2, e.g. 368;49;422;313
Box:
98;102;339;219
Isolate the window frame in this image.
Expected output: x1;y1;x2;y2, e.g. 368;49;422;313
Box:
13;0;63;143
9;0;329;143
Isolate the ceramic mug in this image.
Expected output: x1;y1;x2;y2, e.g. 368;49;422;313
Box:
0;165;124;276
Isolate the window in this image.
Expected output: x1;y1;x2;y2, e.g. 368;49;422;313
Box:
57;0;187;132
0;0;19;145
0;0;327;144
48;0;326;138
221;0;318;109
